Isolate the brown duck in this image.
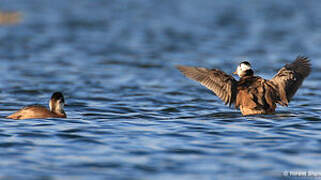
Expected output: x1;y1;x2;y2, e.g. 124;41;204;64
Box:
176;56;311;116
7;92;67;120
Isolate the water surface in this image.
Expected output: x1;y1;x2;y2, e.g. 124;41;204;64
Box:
0;0;321;179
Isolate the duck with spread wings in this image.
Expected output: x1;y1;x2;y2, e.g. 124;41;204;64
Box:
176;56;311;116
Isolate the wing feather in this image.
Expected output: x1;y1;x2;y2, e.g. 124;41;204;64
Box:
176;65;237;106
269;56;311;106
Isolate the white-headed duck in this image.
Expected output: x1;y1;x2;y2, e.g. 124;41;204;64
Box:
176;56;311;116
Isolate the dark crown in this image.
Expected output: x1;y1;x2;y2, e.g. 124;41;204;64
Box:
240;61;251;66
51;92;64;102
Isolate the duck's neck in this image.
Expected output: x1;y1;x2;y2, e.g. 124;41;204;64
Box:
241;69;254;78
54;109;66;116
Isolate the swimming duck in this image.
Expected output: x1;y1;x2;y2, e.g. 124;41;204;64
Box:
7;92;67;119
176;56;311;116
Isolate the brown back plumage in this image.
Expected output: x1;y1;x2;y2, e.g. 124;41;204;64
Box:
6;105;66;120
235;76;277;115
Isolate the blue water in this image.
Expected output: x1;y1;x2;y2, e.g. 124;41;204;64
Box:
0;0;321;179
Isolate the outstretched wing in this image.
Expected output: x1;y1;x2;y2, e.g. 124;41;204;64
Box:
269;56;311;106
176;65;237;106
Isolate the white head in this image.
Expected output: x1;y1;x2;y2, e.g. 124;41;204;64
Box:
233;61;253;77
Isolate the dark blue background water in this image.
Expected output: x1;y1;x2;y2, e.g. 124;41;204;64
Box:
0;0;320;179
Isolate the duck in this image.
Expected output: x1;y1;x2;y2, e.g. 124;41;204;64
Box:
176;56;311;116
7;92;67;119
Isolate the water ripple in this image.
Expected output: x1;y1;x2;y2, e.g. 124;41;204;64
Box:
0;0;320;180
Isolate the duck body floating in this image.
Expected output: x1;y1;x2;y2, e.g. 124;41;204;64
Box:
176;56;311;116
7;92;67;120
